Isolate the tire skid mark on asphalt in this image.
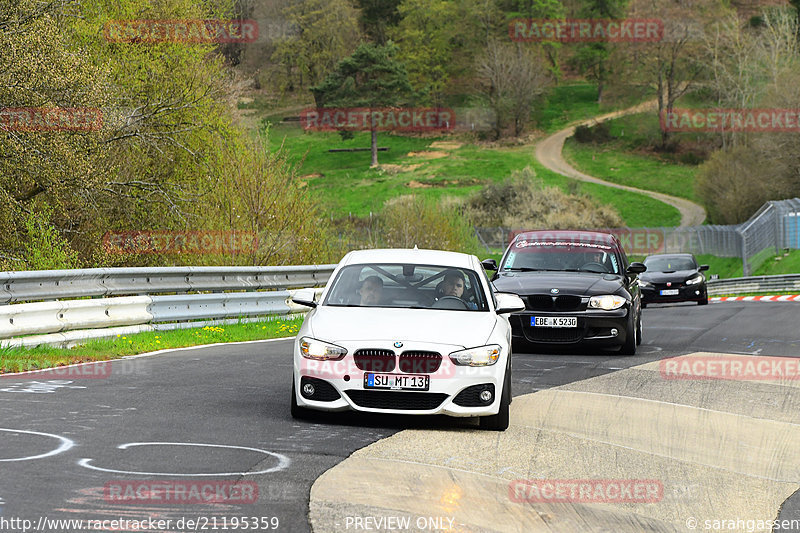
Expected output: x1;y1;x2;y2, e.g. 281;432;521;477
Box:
308;351;800;533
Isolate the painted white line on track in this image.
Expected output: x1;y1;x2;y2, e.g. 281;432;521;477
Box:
0;428;75;462
78;442;290;476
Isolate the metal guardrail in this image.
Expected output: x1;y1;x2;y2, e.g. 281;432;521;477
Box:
1;264;796;348
0;265;336;304
707;274;800;296
0;266;335;348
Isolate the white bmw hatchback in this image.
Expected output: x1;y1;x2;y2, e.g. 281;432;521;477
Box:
290;248;525;431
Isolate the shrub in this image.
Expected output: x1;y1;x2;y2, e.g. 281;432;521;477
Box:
378;196;482;254
574;122;612;144
466;167;623;229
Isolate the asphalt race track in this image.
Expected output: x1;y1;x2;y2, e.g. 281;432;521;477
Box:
1;301;799;533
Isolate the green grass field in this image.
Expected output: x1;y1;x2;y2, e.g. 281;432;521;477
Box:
265;121;682;227
753;250;800;276
533;83;651;133
563;140;701;203
0;318;302;374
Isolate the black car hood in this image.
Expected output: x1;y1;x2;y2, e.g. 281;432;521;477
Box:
640;270;698;283
493;271;626;296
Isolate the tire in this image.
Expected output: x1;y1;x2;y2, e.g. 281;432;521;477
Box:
636;315;642;346
290;380;314;420
619;311;637;355
480;371;510;431
641;302;647;308
698;297;708;306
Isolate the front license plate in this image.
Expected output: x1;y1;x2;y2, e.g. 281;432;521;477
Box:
531;316;577;328
364;373;430;391
660;289;679;296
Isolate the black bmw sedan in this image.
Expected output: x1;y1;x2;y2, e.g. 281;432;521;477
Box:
639;253;709;306
487;230;646;355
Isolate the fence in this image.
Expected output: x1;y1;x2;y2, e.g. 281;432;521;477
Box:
0;265;335;348
475;198;800;276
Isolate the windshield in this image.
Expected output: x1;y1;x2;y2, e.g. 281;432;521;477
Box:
323;263;489;311
502;239;621;274
644;256;697;271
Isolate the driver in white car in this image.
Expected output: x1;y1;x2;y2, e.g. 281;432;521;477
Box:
439;270;478;309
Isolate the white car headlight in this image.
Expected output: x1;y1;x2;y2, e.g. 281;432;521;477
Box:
686;274;704;285
638;279;652;288
299;337;347;360
449;345;501;366
588;295;627;310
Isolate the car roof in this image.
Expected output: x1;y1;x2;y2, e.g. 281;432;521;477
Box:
339;248;477;269
512;230;620;246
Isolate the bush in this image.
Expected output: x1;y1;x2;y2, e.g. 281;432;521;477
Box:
378;196;482;254
466;167;623;229
573;122;612;144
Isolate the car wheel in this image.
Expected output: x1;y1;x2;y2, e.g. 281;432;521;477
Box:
290;380;314;420
641;302;647;308
619;311;637;356
636;314;642;346
480;372;510;431
698;297;708;306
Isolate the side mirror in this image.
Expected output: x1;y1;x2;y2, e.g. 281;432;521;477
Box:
699;264;709;272
495;292;525;314
627;262;647;275
481;258;498;271
291;288;317;308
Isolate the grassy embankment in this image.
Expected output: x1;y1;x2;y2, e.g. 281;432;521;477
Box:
0;318;303;374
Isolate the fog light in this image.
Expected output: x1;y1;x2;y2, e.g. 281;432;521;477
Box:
302;383;315;397
610;328;618;337
695;290;700;295
479;389;493;403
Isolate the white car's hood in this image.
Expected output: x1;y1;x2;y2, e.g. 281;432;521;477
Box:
309;306;497;348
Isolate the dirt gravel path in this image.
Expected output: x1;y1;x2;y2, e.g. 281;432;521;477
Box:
534;101;706;227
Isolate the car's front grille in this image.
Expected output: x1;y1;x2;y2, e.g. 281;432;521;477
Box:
300;377;341;402
345;390;448;410
554;295;582;311
525;295;583;311
526;295;553;310
353;349;396;372
398;351;442;373
453;383;495;407
524;327;586;343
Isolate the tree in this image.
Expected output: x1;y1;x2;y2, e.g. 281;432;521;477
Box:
353;0;403;45
311;43;413;167
477;40;552;138
570;0;629;102
621;0;731;147
389;0;459;105
499;0;566;75
271;0;361;90
696;8;800;223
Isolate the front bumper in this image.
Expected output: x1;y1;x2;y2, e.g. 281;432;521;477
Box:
293;340;507;417
641;283;706;304
510;308;630;347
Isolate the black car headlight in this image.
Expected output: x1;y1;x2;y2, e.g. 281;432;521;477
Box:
299;337;347;360
686;274;704;285
588;295;627;310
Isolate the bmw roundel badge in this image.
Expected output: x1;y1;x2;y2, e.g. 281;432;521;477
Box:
550;288;560;294
393;341;403;348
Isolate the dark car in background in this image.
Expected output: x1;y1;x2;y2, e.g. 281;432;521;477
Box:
487;230;647;355
639;253;709;306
